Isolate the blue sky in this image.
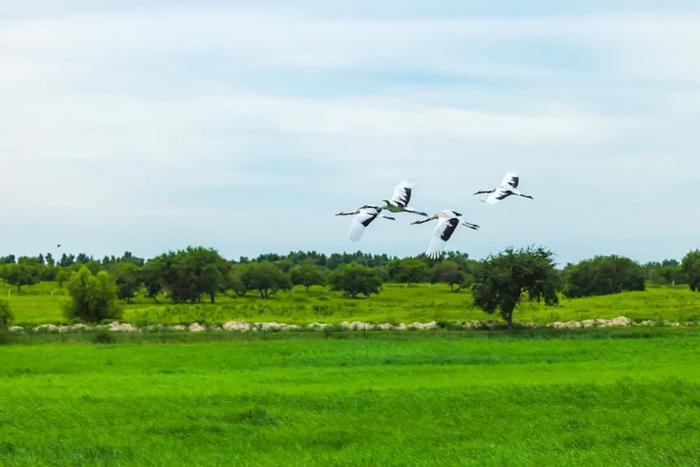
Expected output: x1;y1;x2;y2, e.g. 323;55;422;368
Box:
1;1;699;264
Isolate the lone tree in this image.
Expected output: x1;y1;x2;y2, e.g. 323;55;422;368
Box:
290;262;326;292
330;263;382;298
64;267;120;322
472;247;559;329
682;250;700;292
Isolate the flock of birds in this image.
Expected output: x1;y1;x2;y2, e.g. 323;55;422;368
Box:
335;171;534;259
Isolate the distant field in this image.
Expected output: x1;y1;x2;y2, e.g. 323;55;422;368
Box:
0;331;698;465
3;281;700;326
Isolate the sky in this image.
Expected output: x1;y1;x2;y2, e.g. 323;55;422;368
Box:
1;1;699;265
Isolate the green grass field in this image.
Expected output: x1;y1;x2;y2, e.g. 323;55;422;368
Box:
1;331;699;466
3;281;700;326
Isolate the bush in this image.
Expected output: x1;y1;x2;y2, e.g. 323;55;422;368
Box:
329;263;382;298
565;255;645;298
64;267;121;323
0;299;13;329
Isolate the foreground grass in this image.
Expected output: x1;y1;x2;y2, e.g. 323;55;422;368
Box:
1;332;699;465
4;281;700;326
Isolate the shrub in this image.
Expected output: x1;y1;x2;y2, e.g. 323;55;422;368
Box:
565;255;645;298
64;267;121;322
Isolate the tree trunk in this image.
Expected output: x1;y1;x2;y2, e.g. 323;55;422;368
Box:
209;292;215;304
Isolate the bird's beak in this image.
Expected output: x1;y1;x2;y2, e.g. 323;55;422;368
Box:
454;212;463;217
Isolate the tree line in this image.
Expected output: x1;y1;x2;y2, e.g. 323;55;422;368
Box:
1;247;700;328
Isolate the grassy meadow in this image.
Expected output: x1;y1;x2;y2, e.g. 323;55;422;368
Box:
1;331;699;466
3;280;700;326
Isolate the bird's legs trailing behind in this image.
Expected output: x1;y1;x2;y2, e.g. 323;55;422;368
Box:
462;221;480;230
403;207;429;217
335;211;358;216
473;189;495;196
410;215;437;225
510;189;534;200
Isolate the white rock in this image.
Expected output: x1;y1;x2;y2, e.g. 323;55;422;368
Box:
306;322;332;331
259;322;285;332
188;323;206;333
581;319;596;328
108;322;138;332
640;320;656;327
8;326;25;333
223;321;251;332
34;324;58;333
610;316;631;327
377;323;395;330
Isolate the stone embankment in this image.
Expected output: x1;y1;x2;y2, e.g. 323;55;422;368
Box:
4;317;697;334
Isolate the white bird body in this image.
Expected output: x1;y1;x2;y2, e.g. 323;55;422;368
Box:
412;210;480;259
382;180;428;216
335;205;395;242
475;171;533;205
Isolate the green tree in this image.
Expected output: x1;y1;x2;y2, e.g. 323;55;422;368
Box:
55;267;70;287
472;247;559;329
388;258;430;286
141;256;166;302
242;262;292;298
156;247;230;303
644;260;687;285
1;258;41;293
290;262;326;292
682;250;700;292
0;299;12;329
431;260;466;291
64;267;120;322
226;266;249;297
564;255;645;298
111;262;142;303
330;263;383;298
